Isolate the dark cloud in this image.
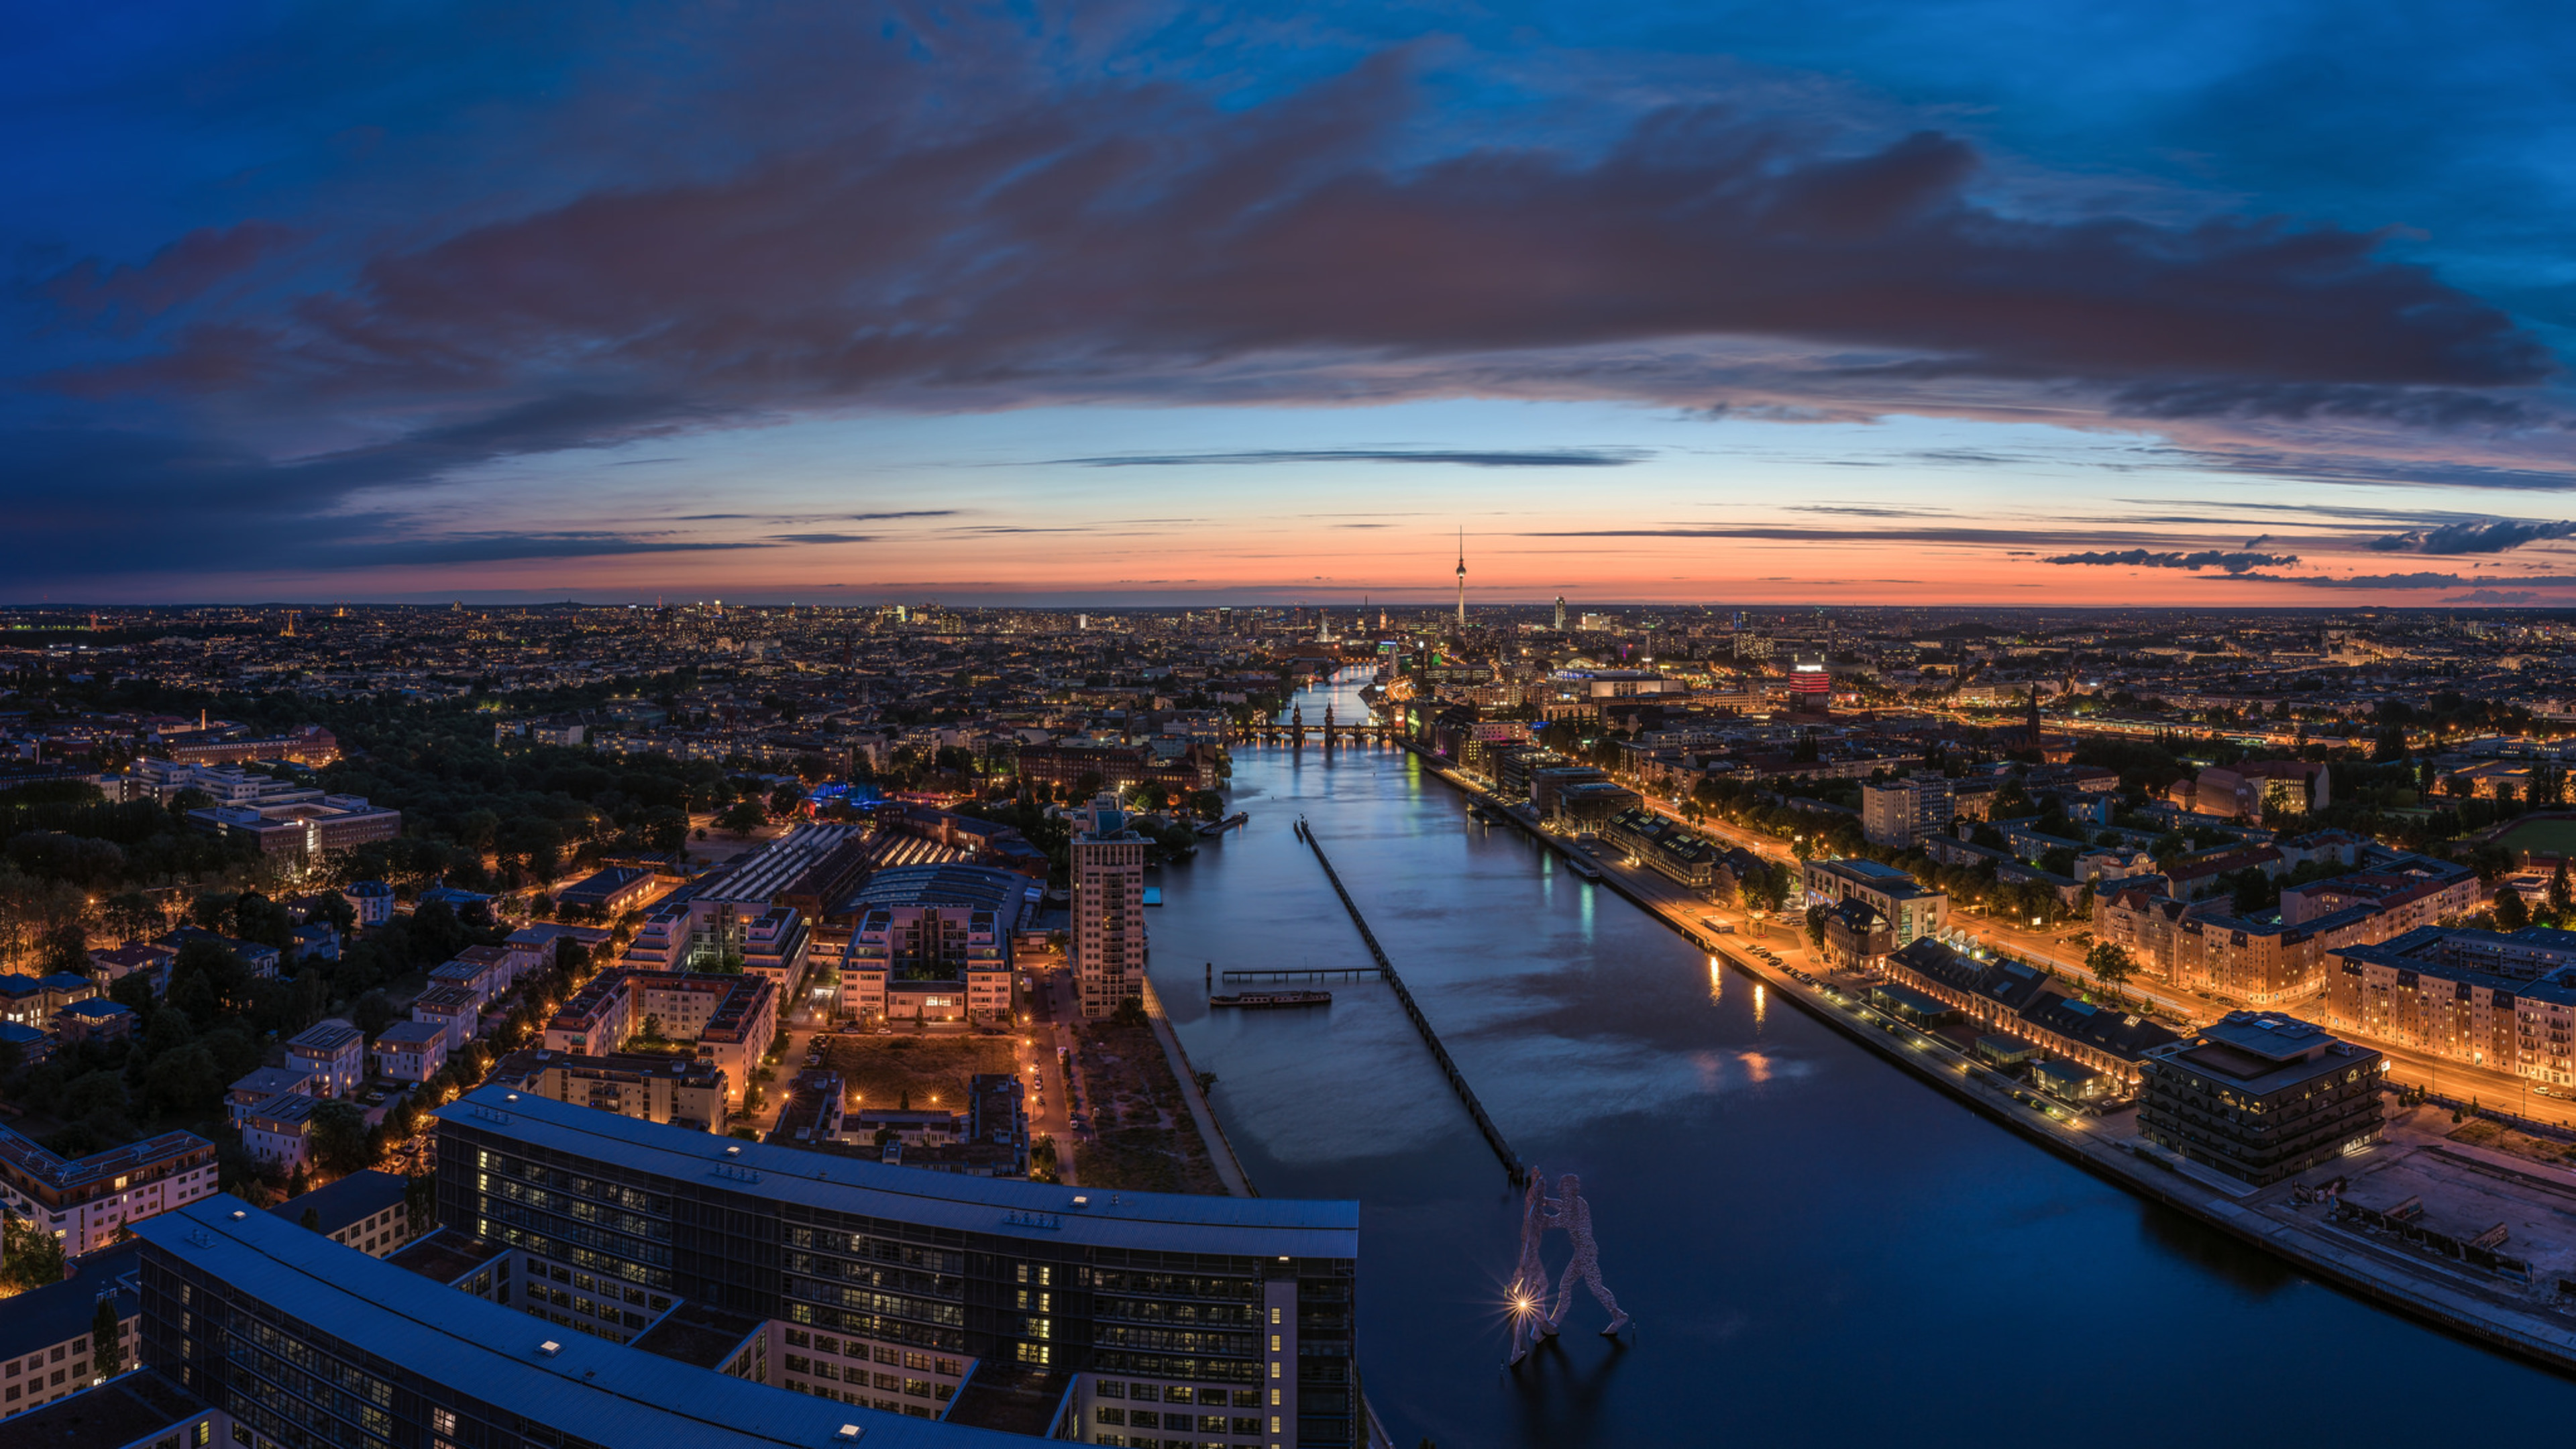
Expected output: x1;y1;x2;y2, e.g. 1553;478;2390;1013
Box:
2043;549;2299;573
2107;380;2558;428
1047;448;1650;468
765;533;875;544
2366;519;2576;554
2228;570;2576;589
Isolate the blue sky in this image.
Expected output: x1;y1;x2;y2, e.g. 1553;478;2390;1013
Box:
5;0;2574;604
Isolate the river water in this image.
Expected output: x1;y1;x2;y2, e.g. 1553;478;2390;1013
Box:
1146;671;2576;1447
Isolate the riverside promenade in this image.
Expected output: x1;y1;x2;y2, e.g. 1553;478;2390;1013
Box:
1401;742;2576;1377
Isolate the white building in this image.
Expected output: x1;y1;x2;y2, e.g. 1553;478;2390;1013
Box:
284;1018;366;1097
370;1020;449;1083
0;1126;218;1255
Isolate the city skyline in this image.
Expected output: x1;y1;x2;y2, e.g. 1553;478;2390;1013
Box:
9;3;2575;605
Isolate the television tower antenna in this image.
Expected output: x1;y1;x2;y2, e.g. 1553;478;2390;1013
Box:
1455;528;1467;629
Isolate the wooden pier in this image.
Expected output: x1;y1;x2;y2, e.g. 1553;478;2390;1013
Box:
1220;967;1383;983
1293;816;1526;1185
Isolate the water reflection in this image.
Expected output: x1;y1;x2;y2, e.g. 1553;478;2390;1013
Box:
1150;669;2576;1446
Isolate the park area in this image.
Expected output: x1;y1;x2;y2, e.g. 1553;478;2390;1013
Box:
812;1033;1020;1113
2494;814;2576;861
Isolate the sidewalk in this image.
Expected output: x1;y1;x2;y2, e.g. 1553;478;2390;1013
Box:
1138;977;1258;1197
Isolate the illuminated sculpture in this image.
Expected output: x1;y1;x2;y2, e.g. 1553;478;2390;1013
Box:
1543;1173;1631;1338
1505;1169;1552;1364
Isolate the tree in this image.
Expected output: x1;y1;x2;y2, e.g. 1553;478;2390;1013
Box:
309;1100;375;1176
91;1299;122;1377
1;1213;66;1290
2086;942;2139;1002
1804;902;1831;951
715;800;767;834
2551;861;2571;920
2496;885;2533;931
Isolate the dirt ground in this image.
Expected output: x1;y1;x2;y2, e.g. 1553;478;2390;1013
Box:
813;1033;1020;1112
1069;1019;1223;1195
2449;1116;2576;1167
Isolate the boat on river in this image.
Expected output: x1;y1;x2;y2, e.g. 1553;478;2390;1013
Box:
1209;990;1334;1009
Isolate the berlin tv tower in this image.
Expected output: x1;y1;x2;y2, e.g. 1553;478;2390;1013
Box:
1454;528;1467;629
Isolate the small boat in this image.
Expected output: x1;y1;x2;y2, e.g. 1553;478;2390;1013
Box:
1564;854;1602;881
1209;990;1334;1009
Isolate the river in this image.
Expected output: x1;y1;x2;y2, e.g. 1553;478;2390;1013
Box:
1145;669;2576;1446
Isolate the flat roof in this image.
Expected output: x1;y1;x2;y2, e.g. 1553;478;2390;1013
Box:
436;1086;1358;1259
137;1199;1037;1449
0;1242;140;1360
0;1368;205;1449
273;1169;409;1236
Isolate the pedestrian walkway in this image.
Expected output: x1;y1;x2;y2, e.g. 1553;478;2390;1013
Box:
1139;977;1257;1197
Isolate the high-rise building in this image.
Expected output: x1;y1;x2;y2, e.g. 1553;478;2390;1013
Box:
1552;596;1566;631
1073;794;1148;1020
1860;777;1955;849
1788;660;1831;715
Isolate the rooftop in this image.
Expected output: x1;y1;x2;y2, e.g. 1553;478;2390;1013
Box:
436;1085;1358;1258
0;1369;203;1449
272;1169;409;1236
138;1198;1039;1449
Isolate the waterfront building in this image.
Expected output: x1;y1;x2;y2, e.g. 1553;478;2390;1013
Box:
1073;794;1148;1020
431;1085;1362;1445
1860;776;1953;849
491;1046;732;1132
1882;938;2180;1090
542;969;776;1107
0;1125;217;1254
1802;858;1946;946
131;1199;1038;1449
2138;1012;2383;1186
1599;808;1717;890
1819;900;1895;969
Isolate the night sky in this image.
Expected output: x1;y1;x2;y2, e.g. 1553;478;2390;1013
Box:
7;1;2574;605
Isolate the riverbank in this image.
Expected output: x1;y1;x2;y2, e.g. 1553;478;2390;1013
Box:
1399;743;2576;1378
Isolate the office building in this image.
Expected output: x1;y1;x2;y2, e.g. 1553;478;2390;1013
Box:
1788;660;1831;716
1071;794;1148;1020
1803;858;1946;946
0;1125;217;1254
185;792;402;858
1860;776;1954;849
2138;1012;2383;1186
132;1199;1038;1449
432;1085;1362;1445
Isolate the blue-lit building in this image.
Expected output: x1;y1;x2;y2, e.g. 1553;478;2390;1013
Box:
430;1085;1362;1448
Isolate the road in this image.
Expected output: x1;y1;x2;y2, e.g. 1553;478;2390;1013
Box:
1018;957;1083;1182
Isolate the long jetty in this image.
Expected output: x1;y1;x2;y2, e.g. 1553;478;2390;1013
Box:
1294;816;1526;1184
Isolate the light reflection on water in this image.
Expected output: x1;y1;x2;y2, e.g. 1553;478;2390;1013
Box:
1146;671;2576;1447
